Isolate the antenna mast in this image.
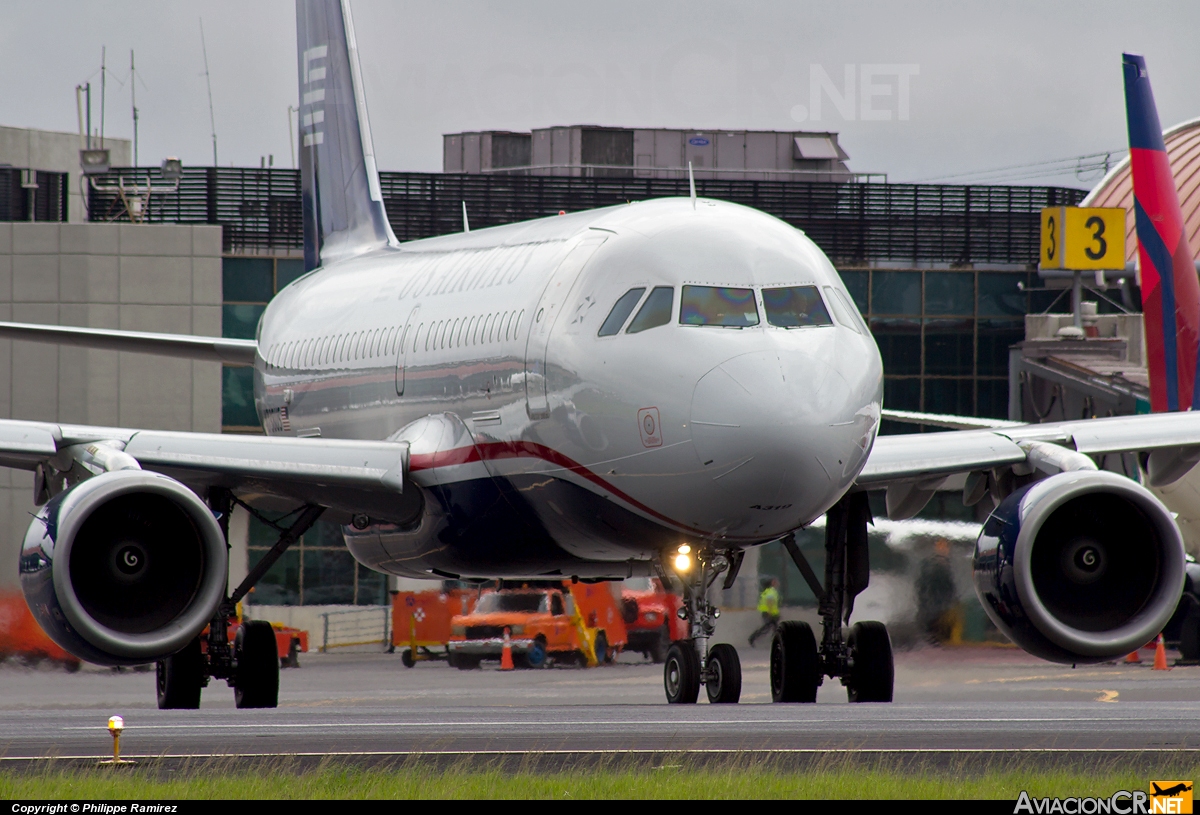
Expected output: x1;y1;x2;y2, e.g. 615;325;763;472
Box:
130;50;139;166
199;18;218;166
100;46;106;147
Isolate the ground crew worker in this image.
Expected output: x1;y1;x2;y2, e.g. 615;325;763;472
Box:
748;578;781;647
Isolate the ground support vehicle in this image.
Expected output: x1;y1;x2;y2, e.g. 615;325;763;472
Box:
391;588;477;667
0;593;81;671
448;581;627;669
236;621;307;669
621;578;687;663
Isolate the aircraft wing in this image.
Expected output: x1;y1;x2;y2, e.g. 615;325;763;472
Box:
0;321;258;365
860;411;1200;516
0;418;415;526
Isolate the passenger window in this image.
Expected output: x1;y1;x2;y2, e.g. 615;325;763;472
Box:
627;286;674;333
551;594;564;616
598;287;646;336
763;285;833;328
680;285;758;327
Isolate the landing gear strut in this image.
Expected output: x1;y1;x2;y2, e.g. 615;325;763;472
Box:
773;493;894;703
155;488;324;710
661;547;744;704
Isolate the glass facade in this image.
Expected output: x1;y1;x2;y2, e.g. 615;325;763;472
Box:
245;510;388;606
222;256;306;430
839;268;1043;420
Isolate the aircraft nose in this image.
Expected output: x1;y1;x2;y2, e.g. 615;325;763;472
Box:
689;349;860;533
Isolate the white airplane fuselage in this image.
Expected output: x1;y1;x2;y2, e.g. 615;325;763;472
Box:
255;198;883;579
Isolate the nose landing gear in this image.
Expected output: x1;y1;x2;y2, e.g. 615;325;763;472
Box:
773;493;894;703
661;547;745;704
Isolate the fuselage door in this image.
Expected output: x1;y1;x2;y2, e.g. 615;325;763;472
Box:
396;305;419;396
524;236;606;419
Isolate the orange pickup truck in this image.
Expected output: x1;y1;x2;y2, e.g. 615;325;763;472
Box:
448;581;627;669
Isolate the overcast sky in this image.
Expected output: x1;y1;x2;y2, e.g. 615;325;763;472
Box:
3;1;1199;189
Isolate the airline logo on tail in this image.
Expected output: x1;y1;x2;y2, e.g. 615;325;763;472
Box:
1123;53;1200;413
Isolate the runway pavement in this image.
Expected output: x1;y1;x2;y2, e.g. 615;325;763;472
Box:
2;645;1200;760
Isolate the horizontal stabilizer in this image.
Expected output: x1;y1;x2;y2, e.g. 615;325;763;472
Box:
0;321;257;365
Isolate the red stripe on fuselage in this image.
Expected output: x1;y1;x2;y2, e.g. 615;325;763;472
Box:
410;441;737;540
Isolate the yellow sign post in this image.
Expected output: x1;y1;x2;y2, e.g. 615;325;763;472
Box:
1039;206;1125;271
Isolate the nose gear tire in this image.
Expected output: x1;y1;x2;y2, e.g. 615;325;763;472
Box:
771;621;819;703
846;621;894;703
664;641;701;704
706;643;742;703
156;636;203;710
234;620;280;709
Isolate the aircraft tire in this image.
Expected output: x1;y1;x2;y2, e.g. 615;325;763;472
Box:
664;641;700;704
770;621;819;703
846;621;894;703
156;636;203;710
706;643;742;703
234;620;280;709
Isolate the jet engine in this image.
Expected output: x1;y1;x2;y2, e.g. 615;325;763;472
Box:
973;470;1185;663
19;469;227;666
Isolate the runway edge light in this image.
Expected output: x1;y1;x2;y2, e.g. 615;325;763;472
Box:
99;715;135;766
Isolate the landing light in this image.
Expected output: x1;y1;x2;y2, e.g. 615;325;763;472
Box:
674;553;692;572
677;544;691;555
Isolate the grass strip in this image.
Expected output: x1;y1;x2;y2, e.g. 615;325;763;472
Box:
2;754;1196;800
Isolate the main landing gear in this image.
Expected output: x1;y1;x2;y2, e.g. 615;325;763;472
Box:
771;493;894;704
156;489;325;710
661;546;745;704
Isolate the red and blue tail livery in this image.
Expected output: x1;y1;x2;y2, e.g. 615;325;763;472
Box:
1123;53;1200;413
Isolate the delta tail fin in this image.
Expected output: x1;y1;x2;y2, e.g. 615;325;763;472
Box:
296;0;397;271
1123;53;1200;412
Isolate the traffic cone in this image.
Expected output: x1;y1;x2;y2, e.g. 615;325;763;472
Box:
1153;634;1170;671
1125;650;1142;664
500;627;514;671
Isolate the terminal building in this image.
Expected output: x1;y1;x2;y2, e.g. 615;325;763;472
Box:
0;122;1125;639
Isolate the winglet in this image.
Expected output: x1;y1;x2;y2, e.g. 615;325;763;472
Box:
296;0;398;272
1123;53;1200;412
462;201;470;233
688;161;696;209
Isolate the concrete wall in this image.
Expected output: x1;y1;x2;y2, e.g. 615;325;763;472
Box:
0;221;222;590
0;126;132;223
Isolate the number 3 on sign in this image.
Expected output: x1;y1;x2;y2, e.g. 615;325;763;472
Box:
1040;206;1125;271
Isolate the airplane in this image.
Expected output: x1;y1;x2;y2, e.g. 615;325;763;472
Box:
2;4;1195;710
1152;783;1193;798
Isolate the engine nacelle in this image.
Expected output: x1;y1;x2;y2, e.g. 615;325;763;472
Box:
973;470;1186;663
19;470;227;666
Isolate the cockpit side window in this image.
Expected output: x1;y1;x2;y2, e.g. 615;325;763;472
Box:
763;285;833;328
626;286;674;333
598;287;646;336
680;285;759;328
823;286;863;334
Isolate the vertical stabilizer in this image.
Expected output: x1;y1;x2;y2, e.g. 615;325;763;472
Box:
296;0;397;271
1123;53;1200;412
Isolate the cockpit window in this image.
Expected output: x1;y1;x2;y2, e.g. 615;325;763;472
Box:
598;287;646;336
762;285;833;328
680;286;759;328
823;286;863;334
626;286;674;333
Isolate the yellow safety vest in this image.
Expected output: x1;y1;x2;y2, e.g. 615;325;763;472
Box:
758;586;780;616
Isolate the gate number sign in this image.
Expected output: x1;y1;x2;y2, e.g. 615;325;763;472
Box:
1040;206;1126;271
